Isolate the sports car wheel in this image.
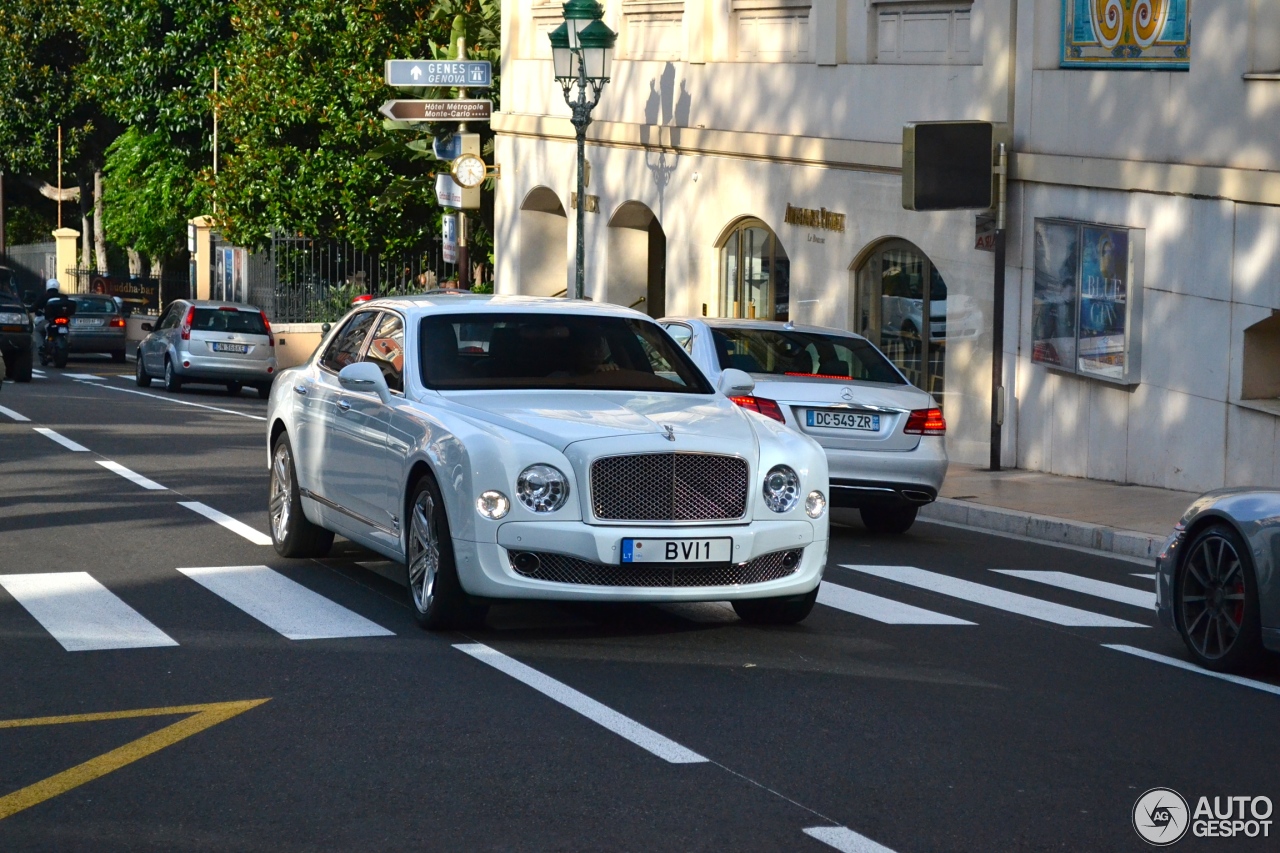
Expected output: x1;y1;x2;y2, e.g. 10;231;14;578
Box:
135;353;152;387
164;358;182;392
860;505;919;535
1176;523;1262;672
407;476;487;630
269;433;333;558
732;586;819;625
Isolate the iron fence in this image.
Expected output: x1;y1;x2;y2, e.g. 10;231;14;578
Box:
65;269;190;315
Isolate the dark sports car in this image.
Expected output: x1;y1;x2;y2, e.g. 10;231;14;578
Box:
1155;489;1280;672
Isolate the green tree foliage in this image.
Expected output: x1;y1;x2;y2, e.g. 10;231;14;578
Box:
214;0;452;252
101;127;204;261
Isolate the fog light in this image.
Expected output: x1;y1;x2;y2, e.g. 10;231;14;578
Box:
805;490;826;519
476;490;510;519
512;552;541;573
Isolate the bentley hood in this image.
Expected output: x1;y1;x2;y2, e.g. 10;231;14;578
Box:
438;390;759;452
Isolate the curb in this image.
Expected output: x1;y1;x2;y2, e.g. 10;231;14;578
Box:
919;497;1164;562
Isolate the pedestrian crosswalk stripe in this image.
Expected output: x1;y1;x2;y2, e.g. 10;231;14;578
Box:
1103;644;1280;697
62;373;106;381
840;565;1148;628
803;826;899;853
178;501;272;545
33;427;89;451
1131;573;1157;580
0;572;178;652
0;404;29;422
993;570;1155;610
817;581;975;625
177;565;394;640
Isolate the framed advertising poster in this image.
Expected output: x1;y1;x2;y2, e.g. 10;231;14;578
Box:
1030;218;1144;386
1061;0;1190;70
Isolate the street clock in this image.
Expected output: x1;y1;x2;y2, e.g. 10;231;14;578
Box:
451;153;487;189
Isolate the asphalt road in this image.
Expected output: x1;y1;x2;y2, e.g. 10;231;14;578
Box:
1;360;1278;853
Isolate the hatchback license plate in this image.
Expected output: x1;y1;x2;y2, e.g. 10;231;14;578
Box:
806;409;880;431
212;342;249;353
621;537;731;564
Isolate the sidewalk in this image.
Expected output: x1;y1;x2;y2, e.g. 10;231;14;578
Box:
917;464;1195;561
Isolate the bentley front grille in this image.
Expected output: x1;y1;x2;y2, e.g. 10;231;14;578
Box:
508;548;803;588
590;452;749;521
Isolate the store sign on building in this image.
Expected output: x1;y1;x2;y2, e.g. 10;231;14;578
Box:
1061;0;1190;69
975;213;997;252
1031;218;1145;385
784;204;846;240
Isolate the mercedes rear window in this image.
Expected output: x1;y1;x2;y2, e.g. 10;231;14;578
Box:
711;327;906;385
192;308;267;335
70;296;118;314
419;313;714;393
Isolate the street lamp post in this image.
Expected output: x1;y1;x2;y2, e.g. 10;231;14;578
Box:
549;0;616;300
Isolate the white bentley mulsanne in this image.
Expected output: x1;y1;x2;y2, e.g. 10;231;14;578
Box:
266;294;829;629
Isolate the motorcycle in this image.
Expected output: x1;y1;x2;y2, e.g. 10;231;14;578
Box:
40;298;76;369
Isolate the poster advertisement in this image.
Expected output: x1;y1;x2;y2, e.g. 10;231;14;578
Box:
221;248;234;303
1030;218;1142;385
1062;0;1190;70
1077;226;1130;380
1031;220;1079;369
442;214;457;265
232;248;246;303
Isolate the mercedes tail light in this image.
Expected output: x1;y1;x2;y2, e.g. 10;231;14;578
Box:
730;395;785;423
904;408;946;436
109;317;126;328
260;311;274;347
179;306;195;340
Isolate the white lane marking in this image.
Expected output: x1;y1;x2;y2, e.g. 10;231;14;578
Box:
0;404;30;422
96;460;168;491
1103;644;1280;698
33;427;89;451
0;572;178;652
63;373;106;381
1132;573;1157;580
916;517;1153;566
840;565;1147;628
87;380;267;421
31;370;45;377
803;827;899;853
817;581;975;625
454;642;708;764
178;501;273;545
177;565;393;640
994;570;1155;610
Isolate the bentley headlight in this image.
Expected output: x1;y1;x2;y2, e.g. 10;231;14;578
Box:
762;465;800;513
516;464;570;513
805;490;827;519
476;490;510;520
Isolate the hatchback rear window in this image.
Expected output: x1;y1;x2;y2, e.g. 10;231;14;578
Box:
711;327;906;385
192;308;267;335
70;296;118;314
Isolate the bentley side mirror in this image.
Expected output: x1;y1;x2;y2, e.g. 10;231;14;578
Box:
337;361;391;404
717;367;755;397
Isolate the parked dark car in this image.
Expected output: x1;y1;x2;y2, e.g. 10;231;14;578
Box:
0;266;34;382
63;294;128;362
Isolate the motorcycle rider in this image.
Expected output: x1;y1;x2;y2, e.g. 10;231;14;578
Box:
32;278;62;314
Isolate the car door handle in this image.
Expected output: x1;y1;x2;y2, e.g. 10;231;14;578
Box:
293;384;308;396
336;399;351;413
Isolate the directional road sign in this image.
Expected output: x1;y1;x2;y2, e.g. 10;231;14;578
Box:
385;60;492;88
379;100;492;122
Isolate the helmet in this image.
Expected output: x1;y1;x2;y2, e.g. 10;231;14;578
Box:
45;278;60;291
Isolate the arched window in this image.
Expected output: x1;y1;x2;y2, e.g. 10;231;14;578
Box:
854;239;952;398
718;219;789;321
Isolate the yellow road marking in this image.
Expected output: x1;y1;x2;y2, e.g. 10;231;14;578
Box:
0;699;269;821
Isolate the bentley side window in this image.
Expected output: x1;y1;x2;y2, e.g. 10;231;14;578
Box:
362;312;405;394
320;311;378;374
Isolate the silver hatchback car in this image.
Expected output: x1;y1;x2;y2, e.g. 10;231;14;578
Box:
136;299;277;396
661;317;948;534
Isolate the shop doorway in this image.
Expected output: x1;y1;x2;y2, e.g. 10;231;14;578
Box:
853;239;948;397
519;187;568;296
607;201;666;317
717;218;789;320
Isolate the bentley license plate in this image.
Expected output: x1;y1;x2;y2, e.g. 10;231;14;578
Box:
621;537;731;564
806;409;880;431
212;342;249;353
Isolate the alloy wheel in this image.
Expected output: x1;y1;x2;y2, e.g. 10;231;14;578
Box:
1179;533;1247;661
408;491;441;614
269;442;293;544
